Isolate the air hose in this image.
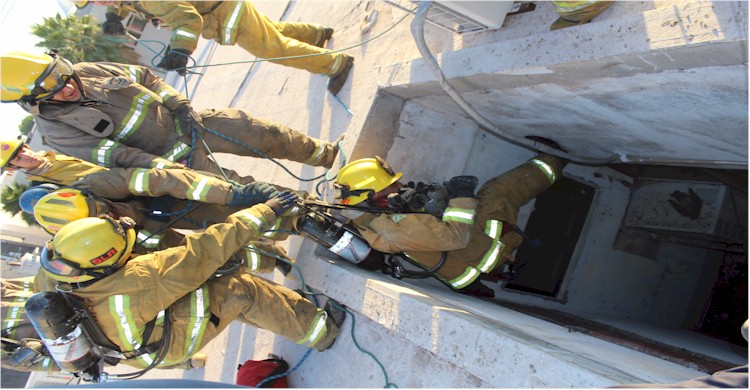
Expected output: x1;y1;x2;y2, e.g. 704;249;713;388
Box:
410;2;616;165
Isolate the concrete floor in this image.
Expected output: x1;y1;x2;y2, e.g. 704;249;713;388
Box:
26;1;747;388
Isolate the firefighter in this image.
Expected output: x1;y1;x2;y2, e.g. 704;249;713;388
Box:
550;1;613;30
33;192;345;373
334;154;563;298
0;51;345;184
0;139;286;217
1;277;206;372
94;0;353;94
3;139;300;266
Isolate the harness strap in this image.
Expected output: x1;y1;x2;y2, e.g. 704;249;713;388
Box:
198;2;223;16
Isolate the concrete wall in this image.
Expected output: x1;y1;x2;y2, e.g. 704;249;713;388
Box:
377;0;748;168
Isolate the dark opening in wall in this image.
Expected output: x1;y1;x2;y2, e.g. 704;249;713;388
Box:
504;176;595;297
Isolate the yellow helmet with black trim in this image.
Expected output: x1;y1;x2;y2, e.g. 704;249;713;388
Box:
40;216;136;284
0;51;74;103
335;156;402;205
33;188;108;235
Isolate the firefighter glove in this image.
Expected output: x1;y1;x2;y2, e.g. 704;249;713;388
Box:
265;191;299;216
173;104;203;133
102;13;126;36
229;181;279;208
446;175;478;198
157;48;191;75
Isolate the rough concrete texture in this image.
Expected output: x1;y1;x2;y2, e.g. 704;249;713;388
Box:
26;0;747;388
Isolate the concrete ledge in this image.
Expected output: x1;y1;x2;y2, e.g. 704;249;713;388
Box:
292;240;706;388
378;1;748;98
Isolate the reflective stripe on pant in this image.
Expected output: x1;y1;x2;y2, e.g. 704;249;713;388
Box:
206;272;335;351
210;1;346;75
241;242;290;274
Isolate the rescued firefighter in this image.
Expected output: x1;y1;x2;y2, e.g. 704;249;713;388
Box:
0;51;344;184
31;192;345;375
332;154;563;298
94;0;353;94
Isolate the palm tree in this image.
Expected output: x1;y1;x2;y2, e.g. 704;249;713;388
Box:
31;14;139;64
19;115;35;136
1;183;38;227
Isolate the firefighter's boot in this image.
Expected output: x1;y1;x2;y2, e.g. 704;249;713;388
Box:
314;299;347;351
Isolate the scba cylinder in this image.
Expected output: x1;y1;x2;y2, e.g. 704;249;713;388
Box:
25;292;102;377
298;214;372;264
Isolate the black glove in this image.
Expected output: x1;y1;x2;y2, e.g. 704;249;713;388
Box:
157;47;191;75
446;176;478;198
386;184;425;210
102;13;126;36
423;184;449;217
265;191;300;216
229;182;279;208
173;104;202;133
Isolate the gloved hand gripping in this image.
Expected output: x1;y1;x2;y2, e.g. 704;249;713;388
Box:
158;47;192;75
229;182;279;208
173;105;203;134
265;191;300;216
102;13;126;36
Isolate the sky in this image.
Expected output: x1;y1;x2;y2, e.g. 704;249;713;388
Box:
0;0;71;142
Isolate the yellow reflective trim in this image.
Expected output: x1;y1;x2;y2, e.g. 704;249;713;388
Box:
188;177;211;201
297;310;328;347
174;29;198;40
182;287;209;359
245;245;261;271
448;267;480;289
442;207;475;224
485;220;503;240
477;240;503;273
529;159;556;184
223;2;243;44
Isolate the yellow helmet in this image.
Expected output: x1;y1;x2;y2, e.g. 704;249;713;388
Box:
0;51;74;102
0;139;24;170
40;216;136;284
33;188;108;235
335;156;402;205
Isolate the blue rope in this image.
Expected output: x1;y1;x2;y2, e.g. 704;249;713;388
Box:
253;348;312;388
332;94;354;115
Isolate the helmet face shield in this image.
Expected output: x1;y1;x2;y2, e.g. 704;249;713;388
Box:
40;242;90;280
30;56;74;101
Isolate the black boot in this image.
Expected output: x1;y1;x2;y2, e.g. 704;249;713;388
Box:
458;279;495;298
316;299;347;351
